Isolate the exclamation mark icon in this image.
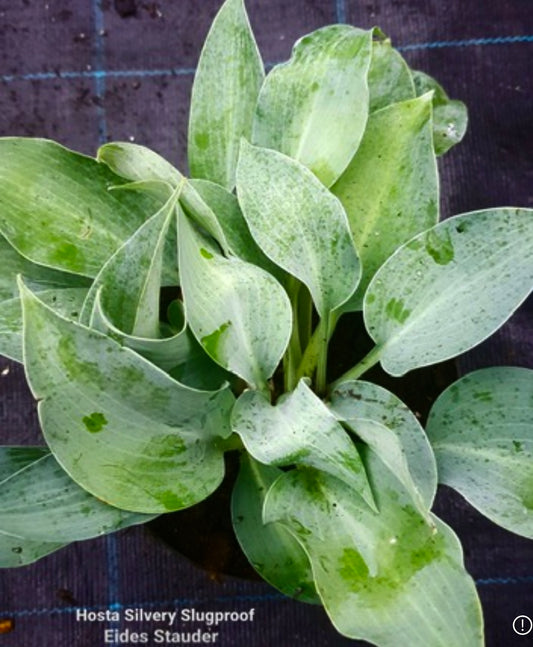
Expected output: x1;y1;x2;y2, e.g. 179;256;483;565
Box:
513;615;532;635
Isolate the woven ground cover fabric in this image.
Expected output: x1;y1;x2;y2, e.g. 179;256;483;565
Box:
0;1;532;646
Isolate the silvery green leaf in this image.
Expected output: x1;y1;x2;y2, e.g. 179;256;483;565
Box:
264;455;483;646
0;236;91;361
236;141;360;317
332;93;438;310
0;446;49;481
179;182;230;254
80;189;179;338
412;70;468;155
19;281;234;513
90;295;227;389
349;419;432;521
0;531;65;568
367;34;415;112
232;379;375;509
365;208;533;376
231;453;319;604
109;179;173;203
329;380;437;508
188;0;264;189
0;446;65;567
1;287;89;362
89;292;191;371
0;449;154;543
98;141;229;252
97;141;181;185
0;138;161;277
252;25;372;187
188;179;280;277
0;236;90;301
178;208;291;390
427;367;533;538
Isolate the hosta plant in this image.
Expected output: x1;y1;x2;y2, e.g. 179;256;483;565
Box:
0;1;532;645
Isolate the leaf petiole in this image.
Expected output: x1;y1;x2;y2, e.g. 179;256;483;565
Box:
315;315;331;396
329;343;383;391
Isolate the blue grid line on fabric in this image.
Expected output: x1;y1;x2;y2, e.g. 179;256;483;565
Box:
397;34;533;51
106;535;121;611
1;34;532;85
477;575;533;586
1;577;532;619
92;0;107;143
0;68;197;83
335;0;347;24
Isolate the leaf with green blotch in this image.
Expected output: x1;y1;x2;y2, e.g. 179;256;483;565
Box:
19;281;235;514
0;448;155;544
0;236;91;302
427;367;533;539
98;141;229;253
231;454;320;604
412;70;467;155
80;188;179;338
231;379;375;509
0;138;162;277
236;141;360;317
178;208;291;391
332;93;438;311
329;380;437;508
367;34;415;112
0;236;91;361
364;208;533;376
188;179;281;279
188;0;264;189
263;455;483;646
1;287;89;362
252;25;372;187
90;294;228;389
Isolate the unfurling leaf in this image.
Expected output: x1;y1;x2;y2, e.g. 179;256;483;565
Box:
178;208;291;390
232;379;375;508
329;379;437;511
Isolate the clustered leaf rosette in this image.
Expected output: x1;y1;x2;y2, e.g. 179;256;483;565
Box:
0;1;531;645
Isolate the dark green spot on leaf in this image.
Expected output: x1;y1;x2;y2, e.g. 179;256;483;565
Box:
82;412;108;433
386;298;411;324
425;229;454;265
200;247;214;259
